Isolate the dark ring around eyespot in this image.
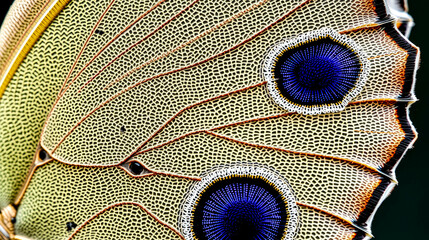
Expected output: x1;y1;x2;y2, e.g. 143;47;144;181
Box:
180;166;299;240
192;176;288;240
264;29;368;115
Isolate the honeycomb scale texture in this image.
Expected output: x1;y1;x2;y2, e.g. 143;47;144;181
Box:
0;0;48;76
0;0;113;208
0;0;419;239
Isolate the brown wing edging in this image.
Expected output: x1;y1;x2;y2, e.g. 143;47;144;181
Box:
351;1;419;238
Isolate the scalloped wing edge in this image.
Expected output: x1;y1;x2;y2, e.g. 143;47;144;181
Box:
349;1;420;239
386;0;414;37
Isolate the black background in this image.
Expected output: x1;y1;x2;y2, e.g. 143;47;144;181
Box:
0;0;427;239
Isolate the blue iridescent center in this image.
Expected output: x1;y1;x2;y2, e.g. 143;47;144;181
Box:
274;38;361;105
192;177;287;240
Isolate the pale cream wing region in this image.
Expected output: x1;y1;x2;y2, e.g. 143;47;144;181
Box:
0;0;419;240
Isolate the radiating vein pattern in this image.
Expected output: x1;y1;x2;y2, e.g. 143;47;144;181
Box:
42;0;394;167
0;0;113;209
0;0;419;239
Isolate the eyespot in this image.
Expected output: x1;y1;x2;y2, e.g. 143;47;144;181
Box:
180;166;299;240
263;29;368;115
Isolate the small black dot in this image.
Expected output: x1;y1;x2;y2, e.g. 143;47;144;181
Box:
39;149;48;160
66;222;77;231
95;29;104;35
120;126;126;133
11;217;16;224
129;161;144;175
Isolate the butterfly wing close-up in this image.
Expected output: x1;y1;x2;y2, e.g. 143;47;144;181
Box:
0;0;421;239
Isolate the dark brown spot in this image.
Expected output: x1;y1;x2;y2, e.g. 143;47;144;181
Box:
66;222;77;231
129;161;144;175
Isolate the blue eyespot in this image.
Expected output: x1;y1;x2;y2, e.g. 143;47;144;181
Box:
275;40;361;104
264;29;368;115
193;177;287;240
180;166;299;240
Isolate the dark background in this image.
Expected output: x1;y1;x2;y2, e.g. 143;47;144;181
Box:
0;0;427;239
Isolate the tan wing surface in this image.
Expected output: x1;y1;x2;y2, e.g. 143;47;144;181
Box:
0;0;419;239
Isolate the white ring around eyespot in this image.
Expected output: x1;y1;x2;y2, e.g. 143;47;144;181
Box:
262;28;369;115
179;164;300;240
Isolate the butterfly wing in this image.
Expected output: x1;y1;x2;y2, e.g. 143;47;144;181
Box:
386;0;414;37
0;0;419;239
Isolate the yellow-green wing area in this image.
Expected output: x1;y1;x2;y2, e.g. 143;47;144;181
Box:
0;0;112;210
0;0;419;239
0;0;49;77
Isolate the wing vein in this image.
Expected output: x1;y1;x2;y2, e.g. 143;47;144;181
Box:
50;0;313;153
135;129;384;177
67;202;185;240
101;0;270;90
78;0;201;91
40;0;117;139
65;0;168;94
296;202;372;236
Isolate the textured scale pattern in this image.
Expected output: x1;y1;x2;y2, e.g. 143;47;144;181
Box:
0;0;419;239
276;40;361;104
70;204;183;240
15;161;192;239
0;0;48;76
194;179;286;239
264;28;369;114
180;166;299;240
0;0;113;209
199;183;284;239
136;131;381;221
